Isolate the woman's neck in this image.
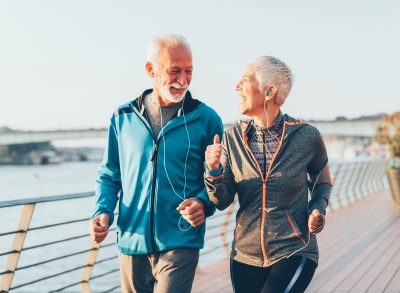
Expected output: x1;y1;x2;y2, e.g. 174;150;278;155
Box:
252;107;280;128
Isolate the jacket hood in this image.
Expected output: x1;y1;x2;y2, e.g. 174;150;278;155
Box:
238;114;307;140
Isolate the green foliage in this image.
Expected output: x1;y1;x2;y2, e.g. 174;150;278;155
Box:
375;112;400;168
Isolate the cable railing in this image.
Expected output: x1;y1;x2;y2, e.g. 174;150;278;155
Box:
0;158;390;292
328;158;388;210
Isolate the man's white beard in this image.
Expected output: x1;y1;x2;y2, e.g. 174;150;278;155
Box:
159;82;188;103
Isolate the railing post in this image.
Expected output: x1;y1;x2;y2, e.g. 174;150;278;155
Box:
0;203;35;292
369;161;381;193
340;162;354;206
353;161;369;199
80;242;100;293
330;163;346;210
345;162;360;204
220;201;236;258
360;161;374;197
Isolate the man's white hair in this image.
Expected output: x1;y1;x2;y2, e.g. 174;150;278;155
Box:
248;56;294;106
146;34;192;67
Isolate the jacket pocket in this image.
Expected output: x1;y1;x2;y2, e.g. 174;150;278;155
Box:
234;211;245;240
286;213;307;245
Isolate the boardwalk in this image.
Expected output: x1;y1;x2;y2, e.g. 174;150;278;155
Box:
193;190;400;293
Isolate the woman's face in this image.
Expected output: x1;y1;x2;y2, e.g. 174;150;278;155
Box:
236;65;265;117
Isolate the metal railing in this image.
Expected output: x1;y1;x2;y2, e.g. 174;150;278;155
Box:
328;158;389;210
0;194;237;292
0;158;389;292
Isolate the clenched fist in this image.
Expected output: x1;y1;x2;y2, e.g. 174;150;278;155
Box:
89;213;110;244
308;209;325;234
177;198;205;227
205;134;222;170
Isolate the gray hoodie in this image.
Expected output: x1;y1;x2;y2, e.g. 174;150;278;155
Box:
205;114;332;267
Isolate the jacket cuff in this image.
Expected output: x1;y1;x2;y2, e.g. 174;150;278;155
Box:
308;198;328;216
196;190;216;217
204;162;223;177
91;209;115;227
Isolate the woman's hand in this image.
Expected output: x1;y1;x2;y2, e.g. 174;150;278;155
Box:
205;134;222;170
308;209;325;234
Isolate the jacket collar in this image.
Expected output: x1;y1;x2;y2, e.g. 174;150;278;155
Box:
240;113;305;141
133;89;201;117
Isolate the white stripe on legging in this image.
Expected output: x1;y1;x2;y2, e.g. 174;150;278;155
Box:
284;256;307;293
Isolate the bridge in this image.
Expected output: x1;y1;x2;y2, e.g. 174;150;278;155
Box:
0;119;380;146
0;128;107;145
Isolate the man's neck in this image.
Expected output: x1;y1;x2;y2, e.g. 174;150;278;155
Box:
151;90;180;107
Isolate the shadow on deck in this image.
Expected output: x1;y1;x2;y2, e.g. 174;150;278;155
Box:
193;190;400;293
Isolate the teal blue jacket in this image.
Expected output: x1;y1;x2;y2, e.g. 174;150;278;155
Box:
92;89;223;255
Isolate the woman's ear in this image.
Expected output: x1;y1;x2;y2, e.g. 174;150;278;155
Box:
264;85;278;102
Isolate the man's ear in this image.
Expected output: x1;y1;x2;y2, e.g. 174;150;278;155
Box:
145;62;155;78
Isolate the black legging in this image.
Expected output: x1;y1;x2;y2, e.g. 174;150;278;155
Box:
230;256;317;293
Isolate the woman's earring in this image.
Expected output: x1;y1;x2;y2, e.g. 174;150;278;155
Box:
265;90;270;96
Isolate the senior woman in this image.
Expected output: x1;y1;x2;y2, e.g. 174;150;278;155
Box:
204;56;332;293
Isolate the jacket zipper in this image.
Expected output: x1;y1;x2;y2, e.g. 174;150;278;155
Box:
150;143;159;252
132;107;158;253
243;122;288;267
262;131;266;178
243;134;268;265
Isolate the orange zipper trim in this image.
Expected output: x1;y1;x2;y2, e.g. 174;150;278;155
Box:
234;211;245;239
243;133;268;265
242;121;289;266
287;214;307;245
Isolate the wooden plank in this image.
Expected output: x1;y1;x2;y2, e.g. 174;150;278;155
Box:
323;217;400;291
313;193;394;279
80;242;100;293
193;258;231;293
368;244;400;292
308;191;400;291
384;261;400;292
339;227;400;291
0;204;35;292
348;223;400;292
308;214;400;292
316;208;393;275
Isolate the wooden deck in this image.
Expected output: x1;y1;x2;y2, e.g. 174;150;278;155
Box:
192;190;400;293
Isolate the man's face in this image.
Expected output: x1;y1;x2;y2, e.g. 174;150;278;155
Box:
152;44;193;103
236;65;264;116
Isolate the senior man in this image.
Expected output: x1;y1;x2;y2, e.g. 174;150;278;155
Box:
89;34;223;293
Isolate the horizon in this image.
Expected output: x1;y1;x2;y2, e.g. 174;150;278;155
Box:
0;112;388;132
1;0;399;130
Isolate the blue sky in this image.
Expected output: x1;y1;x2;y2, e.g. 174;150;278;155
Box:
0;0;399;130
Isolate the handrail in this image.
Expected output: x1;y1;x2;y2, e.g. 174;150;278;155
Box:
0;192;94;209
0;158;390;292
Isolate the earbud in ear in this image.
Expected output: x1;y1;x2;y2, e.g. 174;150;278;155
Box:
265;90;270;96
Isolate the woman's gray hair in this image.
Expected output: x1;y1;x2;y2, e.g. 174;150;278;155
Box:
248;56;294;106
146;34;192;67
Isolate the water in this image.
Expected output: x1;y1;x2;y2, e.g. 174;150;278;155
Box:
0;161;99;200
0;161;234;292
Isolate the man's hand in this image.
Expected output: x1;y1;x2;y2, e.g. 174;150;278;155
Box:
205;134;222;170
89;213;110;244
308;209;325;234
177;198;205;227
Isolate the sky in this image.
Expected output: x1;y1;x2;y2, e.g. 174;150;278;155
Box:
0;0;399;130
